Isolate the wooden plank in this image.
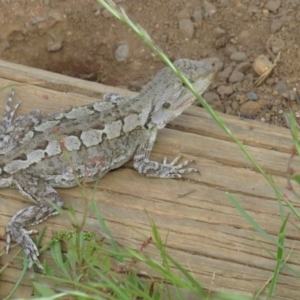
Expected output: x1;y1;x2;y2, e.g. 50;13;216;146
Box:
0;60;299;299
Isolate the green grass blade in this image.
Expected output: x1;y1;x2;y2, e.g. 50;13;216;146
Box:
91;199;123;262
268;213;289;297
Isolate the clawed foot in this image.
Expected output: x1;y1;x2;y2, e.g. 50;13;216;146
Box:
6;227;44;272
161;155;199;178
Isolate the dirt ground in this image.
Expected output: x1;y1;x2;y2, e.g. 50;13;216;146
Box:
0;0;299;125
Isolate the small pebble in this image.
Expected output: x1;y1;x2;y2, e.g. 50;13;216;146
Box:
30;17;46;25
217;85;233;96
217;65;233;80
114;43;129;61
240;101;261;114
265;0;281;12
230;51;247;61
177;9;190;20
262;9;269;16
203;1;217;17
214;61;224;72
271;17;284;33
193;9;204;22
47;40;63;52
270;37;285;54
229;71;244;83
212;27;227;39
253;55;273;75
224;44;237;55
214;36;228;49
231;100;239;110
275;81;288;94
225;105;233;115
234;62;251;73
246;92;259;101
179;18;194;39
203;92;224;112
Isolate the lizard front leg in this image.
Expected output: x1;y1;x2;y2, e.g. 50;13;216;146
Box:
6;172;63;272
133;128;198;178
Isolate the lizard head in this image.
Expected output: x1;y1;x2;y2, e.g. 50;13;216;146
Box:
147;59;215;129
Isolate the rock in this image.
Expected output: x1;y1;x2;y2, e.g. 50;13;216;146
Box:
230;92;247;104
230;52;247;61
232;100;239;111
230;38;238;45
214;61;224;72
214;36;229;49
212;27;227;39
275;81;289;94
244;73;254;83
214;35;228;49
229;71;244;83
239;29;252;41
217;65;233;80
253;55;273;75
203;1;217;17
193;9;204;22
179;18;194;39
240;101;261;115
225;105;233;115
47;40;63;52
203;92;224;112
262;9;269;16
217;85;233;96
30;17;46;25
234;62;251;73
271;17;284;33
224;44;237;55
265;113;271;121
114;43;129;61
270;37;285;54
48;9;64;22
265;0;281;12
246;92;259;101
177;9;190;20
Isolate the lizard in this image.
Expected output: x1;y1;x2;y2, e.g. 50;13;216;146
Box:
0;59;214;271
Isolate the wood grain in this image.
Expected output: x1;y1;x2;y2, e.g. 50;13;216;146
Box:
0;59;299;299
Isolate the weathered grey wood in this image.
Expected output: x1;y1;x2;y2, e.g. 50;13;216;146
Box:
0;59;299;299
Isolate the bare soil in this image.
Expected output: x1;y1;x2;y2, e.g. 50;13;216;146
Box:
0;0;299;125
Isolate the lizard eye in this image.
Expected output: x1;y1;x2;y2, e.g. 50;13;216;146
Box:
163;102;171;109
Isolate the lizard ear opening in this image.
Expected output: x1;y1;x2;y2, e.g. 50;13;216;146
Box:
162;102;171;109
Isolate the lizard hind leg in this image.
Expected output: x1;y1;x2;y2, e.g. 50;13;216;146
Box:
0;89;42;153
6;173;64;271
